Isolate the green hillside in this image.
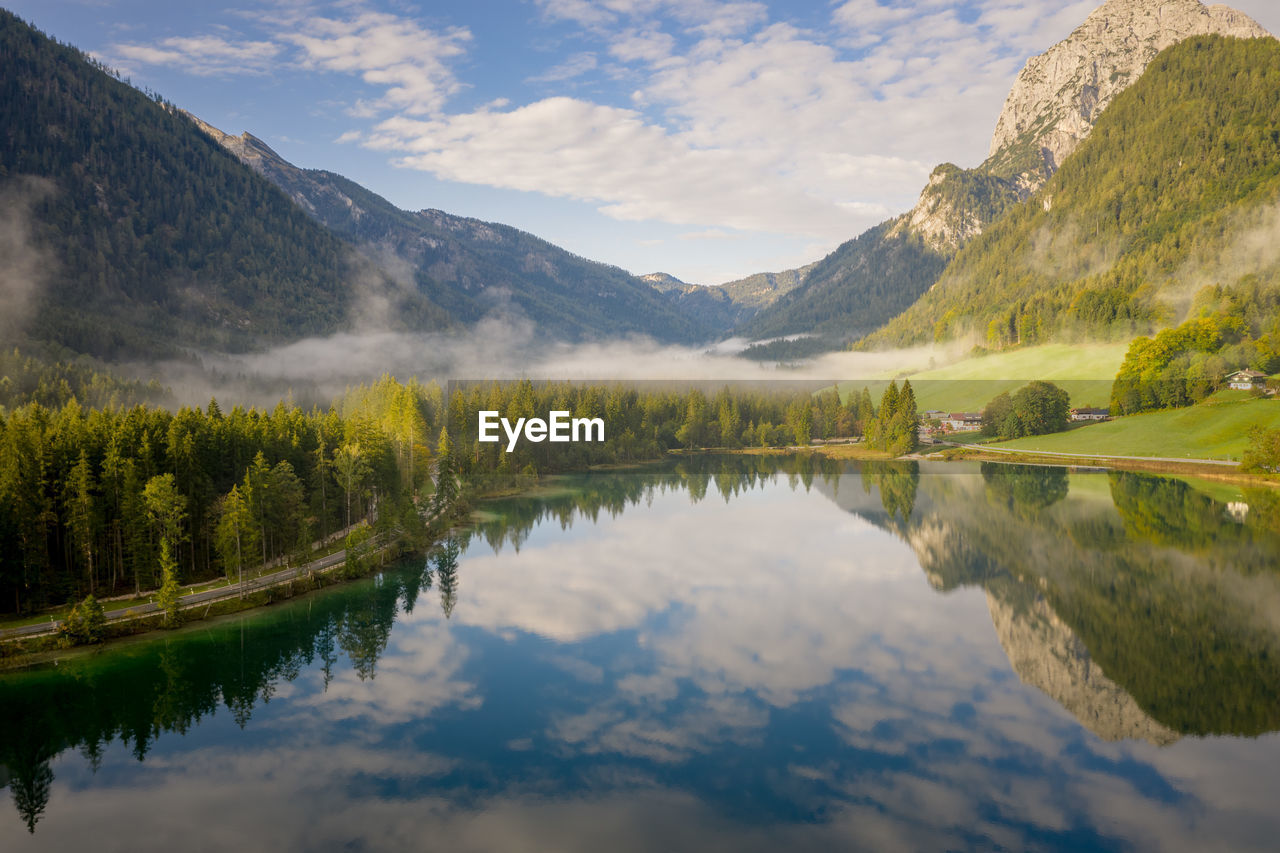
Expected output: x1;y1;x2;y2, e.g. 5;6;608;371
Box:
866;35;1280;350
836;343;1126;412
994;392;1280;461
738;219;949;343
0;10;448;359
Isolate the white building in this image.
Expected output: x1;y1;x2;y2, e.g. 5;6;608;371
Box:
1227;369;1266;390
944;413;983;432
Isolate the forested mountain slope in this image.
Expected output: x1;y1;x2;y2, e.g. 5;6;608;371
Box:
0;10;447;360
737;220;950;343
865;36;1280;349
192;120;712;344
739;0;1269;354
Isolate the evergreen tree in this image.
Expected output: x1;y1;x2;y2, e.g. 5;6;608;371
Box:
155;539;181;628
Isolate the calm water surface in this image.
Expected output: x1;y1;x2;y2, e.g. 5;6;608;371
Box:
3;456;1280;852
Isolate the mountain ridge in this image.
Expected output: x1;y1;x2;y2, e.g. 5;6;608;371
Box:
189;117;713;345
736;0;1272;355
865;34;1280;349
0;8;452;359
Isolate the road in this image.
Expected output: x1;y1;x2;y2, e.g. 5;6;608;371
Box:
0;546;354;642
943;440;1240;467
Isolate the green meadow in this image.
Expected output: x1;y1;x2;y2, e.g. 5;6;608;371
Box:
993;391;1280;461
838;343;1128;412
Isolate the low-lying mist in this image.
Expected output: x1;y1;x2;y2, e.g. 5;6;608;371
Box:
132;316;976;409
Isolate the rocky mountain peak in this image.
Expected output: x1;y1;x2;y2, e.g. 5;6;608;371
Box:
893;163;1019;254
984;0;1270;196
183;112;295;176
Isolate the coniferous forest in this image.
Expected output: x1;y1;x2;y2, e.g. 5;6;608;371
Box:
0;377;913;617
0;9;449;360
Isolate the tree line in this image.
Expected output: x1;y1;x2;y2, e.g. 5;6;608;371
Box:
1110;285;1280;415
0;376;442;615
2;376;929;618
441;380;896;490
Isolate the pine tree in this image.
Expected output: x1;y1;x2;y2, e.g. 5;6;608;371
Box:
214;485;256;597
431;428;457;519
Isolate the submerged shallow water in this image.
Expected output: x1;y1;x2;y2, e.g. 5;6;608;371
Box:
3;456;1280;851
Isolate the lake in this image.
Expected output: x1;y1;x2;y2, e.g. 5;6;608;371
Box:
3;456;1280;852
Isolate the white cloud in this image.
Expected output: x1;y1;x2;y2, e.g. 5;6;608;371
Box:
283;12;471;115
113;34;281;76
112;11;471;115
362;96;860;237
608;29;676;64
105;0;1140;255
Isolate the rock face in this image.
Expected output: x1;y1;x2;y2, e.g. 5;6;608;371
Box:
895;0;1270;254
184;113;368;222
987;592;1180;745
985;0;1270;196
892;164;1021;254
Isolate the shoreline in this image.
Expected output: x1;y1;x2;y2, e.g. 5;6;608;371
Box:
927;444;1279;487
5;444;1273;667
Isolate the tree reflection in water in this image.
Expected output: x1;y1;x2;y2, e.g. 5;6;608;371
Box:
2;453;1280;837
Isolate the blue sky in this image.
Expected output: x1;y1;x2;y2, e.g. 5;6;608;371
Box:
7;0;1279;285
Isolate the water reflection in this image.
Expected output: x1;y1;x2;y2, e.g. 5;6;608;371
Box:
2;455;1280;850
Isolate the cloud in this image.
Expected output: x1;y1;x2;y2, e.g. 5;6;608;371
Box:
677;228;741;241
113;35;281;76
106;1;1116;252
112;11;471;114
527;51;600;83
361;96;857;237
283;12;471;115
534;0;767;36
607;29;676;64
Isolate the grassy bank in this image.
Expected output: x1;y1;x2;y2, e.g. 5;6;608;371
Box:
837;343;1128;413
992;392;1280;461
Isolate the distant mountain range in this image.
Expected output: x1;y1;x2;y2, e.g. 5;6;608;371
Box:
2;0;1275;366
0;7;724;361
188;118;713;345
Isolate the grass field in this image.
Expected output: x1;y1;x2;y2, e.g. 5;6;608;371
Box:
993;392;1280;461
836;343;1128;412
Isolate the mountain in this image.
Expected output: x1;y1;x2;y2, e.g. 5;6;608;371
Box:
985;0;1268;197
637;265;815;336
191;120;711;344
639;272;691;293
866;33;1280;349
740;0;1269;354
0;9;448;360
736;219;949;344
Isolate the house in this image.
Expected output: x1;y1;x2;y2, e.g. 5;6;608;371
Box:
1227;369;1266;390
1070;407;1110;422
922;410;947;423
944;413;983;432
